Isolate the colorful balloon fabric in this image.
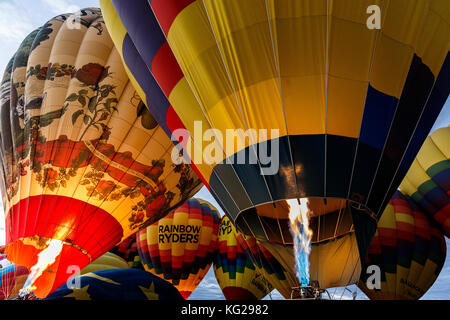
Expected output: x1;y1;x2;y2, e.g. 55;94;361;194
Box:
400;126;450;237
0;8;202;298
80;252;129;275
358;191;446;300
136;198;220;298
0;254;29;300
100;1;450;281
109;235;143;269
234;231;299;299
44;268;184;300
214;216;272;300
231;199;364;289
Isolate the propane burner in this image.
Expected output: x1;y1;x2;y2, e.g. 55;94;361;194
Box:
290;281;331;300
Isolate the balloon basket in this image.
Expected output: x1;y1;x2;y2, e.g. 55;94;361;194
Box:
289;281;331;300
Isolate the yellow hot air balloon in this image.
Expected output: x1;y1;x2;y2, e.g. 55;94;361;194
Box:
100;0;450;292
214;216;273;300
400;126;450;237
136;198;220;299
0;8;201;298
358;191;447;299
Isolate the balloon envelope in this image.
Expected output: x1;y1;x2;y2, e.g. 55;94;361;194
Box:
109;235;144;269
99;0;450;290
45;268;184;300
214;216;272;300
400;126;450;237
0;8;201;298
136;198;220;298
234;230;299;299
0;254;29;300
358;191;446;300
80;252;129;275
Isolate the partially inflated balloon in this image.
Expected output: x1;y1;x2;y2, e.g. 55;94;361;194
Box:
358;191;446;300
80;252;128;275
110;235;143;269
0;254;28;300
235;231;298;299
100;0;450;290
0;8;201;298
400;126;450;237
214;216;272;300
45;268;184;300
136;198;220;298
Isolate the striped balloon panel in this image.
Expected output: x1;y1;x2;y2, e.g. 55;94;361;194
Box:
400;126;450;237
0;8;202;298
234;231;299;299
101;0;449;249
359;191;446;300
213;216;272;300
136;198;220;298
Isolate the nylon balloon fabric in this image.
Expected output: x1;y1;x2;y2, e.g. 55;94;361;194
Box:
234;230;299;299
0;254;29;300
80;252;129;275
400;126;450;237
136;198;220;298
44;268;184;300
0;8;201;298
109;235;144;269
214;216;273;300
358;191;446;299
100;1;450;290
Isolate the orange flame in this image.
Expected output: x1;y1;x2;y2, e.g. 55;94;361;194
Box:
288;198;313;286
19;239;63;297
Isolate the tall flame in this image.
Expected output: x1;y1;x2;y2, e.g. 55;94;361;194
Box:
288;198;313;286
19;239;63;297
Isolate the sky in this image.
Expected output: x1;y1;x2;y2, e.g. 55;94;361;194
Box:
0;0;448;300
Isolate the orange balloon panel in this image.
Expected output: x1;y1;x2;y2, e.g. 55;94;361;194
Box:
0;8;201;298
136;198;220;298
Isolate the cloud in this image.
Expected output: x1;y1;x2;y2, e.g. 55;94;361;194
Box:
0;1;34;42
41;0;72;14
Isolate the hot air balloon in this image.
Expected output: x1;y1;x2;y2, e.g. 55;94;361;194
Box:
0;8;202;298
214;216;272;300
109;235;143;269
234;229;299;299
400;126;450;237
100;0;450;292
136;198;220;298
44;268;184;300
358;191;446;300
0;254;29;300
80;252;129;275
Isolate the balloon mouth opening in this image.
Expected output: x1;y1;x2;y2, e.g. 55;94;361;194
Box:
232;197;376;245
